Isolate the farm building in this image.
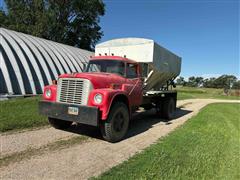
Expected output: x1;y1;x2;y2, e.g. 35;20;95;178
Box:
0;28;93;96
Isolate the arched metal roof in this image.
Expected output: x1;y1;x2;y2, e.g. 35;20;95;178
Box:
0;28;93;95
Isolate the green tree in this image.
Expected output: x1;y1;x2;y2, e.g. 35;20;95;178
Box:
176;76;185;86
0;9;8;26
1;0;105;51
232;80;240;89
186;76;197;87
202;75;237;89
203;78;216;88
1;0;49;37
213;75;237;89
185;76;204;87
195;77;204;87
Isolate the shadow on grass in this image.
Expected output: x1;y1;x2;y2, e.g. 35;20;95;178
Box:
63;108;192;141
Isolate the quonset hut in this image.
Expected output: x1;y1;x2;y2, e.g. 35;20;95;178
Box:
0;28;93;96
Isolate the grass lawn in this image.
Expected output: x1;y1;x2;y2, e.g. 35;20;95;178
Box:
177;86;240;100
96;103;240;180
0;96;48;132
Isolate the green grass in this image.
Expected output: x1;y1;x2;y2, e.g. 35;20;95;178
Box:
0;96;48;132
96;103;240;180
177;86;240;100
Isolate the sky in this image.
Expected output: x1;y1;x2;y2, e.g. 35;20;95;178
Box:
0;0;239;79
100;0;239;78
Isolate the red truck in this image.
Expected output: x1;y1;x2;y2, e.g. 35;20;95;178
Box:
39;38;181;142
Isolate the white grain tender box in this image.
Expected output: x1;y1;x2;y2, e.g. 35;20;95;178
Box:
95;38;181;90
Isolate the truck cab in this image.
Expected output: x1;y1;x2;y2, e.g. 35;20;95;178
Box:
39;56;144;142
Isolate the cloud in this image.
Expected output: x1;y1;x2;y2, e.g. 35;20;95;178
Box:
200;74;221;79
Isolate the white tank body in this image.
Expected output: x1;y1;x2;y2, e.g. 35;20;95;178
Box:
95;38;181;90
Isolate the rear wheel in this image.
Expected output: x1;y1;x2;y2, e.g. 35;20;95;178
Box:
162;98;176;120
48;118;72;129
156;101;163;117
100;102;129;143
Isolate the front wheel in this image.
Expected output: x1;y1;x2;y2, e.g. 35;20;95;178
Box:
48;118;72;129
100;102;129;143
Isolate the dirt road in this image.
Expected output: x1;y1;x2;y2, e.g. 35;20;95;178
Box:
0;99;239;179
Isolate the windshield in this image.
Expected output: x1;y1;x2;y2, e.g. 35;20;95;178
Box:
86;60;125;76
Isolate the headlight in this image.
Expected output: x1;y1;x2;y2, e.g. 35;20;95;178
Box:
45;89;52;98
94;93;103;104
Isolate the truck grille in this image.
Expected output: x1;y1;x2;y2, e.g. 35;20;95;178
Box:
57;78;92;105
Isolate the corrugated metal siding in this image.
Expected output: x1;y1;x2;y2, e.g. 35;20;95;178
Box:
0;28;93;95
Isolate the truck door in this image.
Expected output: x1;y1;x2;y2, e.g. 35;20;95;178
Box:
125;63;143;106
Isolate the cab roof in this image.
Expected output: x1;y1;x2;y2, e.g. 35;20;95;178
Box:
90;56;137;64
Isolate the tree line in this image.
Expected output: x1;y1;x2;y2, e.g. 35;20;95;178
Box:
0;0;105;51
176;75;240;89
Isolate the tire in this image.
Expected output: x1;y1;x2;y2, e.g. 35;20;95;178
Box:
162;98;176;120
156;101;163;117
100;102;129;143
48;117;72;129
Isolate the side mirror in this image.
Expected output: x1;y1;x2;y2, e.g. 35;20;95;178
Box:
82;63;87;72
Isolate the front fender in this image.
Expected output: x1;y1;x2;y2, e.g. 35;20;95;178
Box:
88;89;129;120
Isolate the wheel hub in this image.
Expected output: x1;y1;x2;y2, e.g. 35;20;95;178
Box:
113;112;124;132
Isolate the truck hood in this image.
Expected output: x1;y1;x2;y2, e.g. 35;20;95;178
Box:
58;72;126;89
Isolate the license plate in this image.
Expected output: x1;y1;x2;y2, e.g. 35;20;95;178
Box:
68;107;79;115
